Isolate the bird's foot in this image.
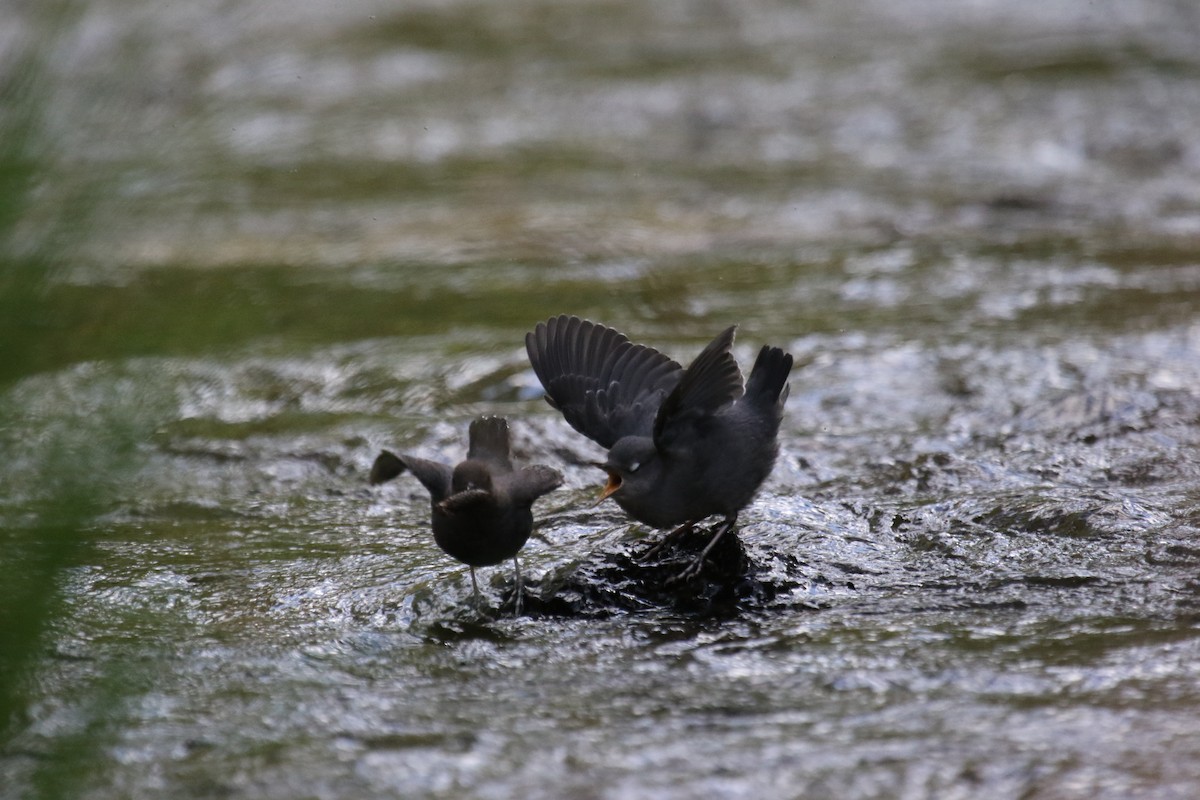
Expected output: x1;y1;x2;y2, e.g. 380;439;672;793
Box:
639;522;696;562
666;553;708;585
663;515;738;586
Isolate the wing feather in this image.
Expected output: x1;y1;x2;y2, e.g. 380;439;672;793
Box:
653;325;744;447
526;315;683;448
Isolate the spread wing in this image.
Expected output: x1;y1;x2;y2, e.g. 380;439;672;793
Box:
369;452;452;501
466;415;513;474
499;464;564;505
653;325;744;450
369;450;407;485
525;315;683;449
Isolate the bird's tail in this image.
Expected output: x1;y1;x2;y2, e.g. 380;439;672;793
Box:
467;416;514;472
744;345;793;408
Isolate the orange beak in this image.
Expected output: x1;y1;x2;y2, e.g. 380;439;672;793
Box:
595;471;621;505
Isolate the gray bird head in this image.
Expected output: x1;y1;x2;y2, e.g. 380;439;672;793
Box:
594;436;660;505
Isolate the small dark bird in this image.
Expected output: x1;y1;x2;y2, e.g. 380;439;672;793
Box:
525;315;793;581
370;416;562;612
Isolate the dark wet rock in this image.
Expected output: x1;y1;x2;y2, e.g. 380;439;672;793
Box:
502;527;812;619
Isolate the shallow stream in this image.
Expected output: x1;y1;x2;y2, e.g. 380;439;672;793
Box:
3;1;1200;798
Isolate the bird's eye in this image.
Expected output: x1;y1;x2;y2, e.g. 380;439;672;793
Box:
629;461;640;473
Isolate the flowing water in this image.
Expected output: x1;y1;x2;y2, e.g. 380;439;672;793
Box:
3;1;1200;798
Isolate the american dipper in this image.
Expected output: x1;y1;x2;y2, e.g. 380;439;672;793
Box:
370;416;562;612
525;315;793;581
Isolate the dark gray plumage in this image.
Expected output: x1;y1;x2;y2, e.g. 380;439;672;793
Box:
370;416;562;611
525;315;793;581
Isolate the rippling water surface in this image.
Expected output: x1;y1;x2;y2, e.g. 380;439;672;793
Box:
3;1;1200;798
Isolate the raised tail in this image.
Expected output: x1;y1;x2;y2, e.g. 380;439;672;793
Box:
467;416;514;473
743;344;793;409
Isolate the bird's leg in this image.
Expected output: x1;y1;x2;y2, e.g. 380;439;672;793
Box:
640;520;697;562
469;567;481;611
512;555;524;616
669;514;738;584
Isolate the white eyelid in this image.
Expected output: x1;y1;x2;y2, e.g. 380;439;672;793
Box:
629;461;640;472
